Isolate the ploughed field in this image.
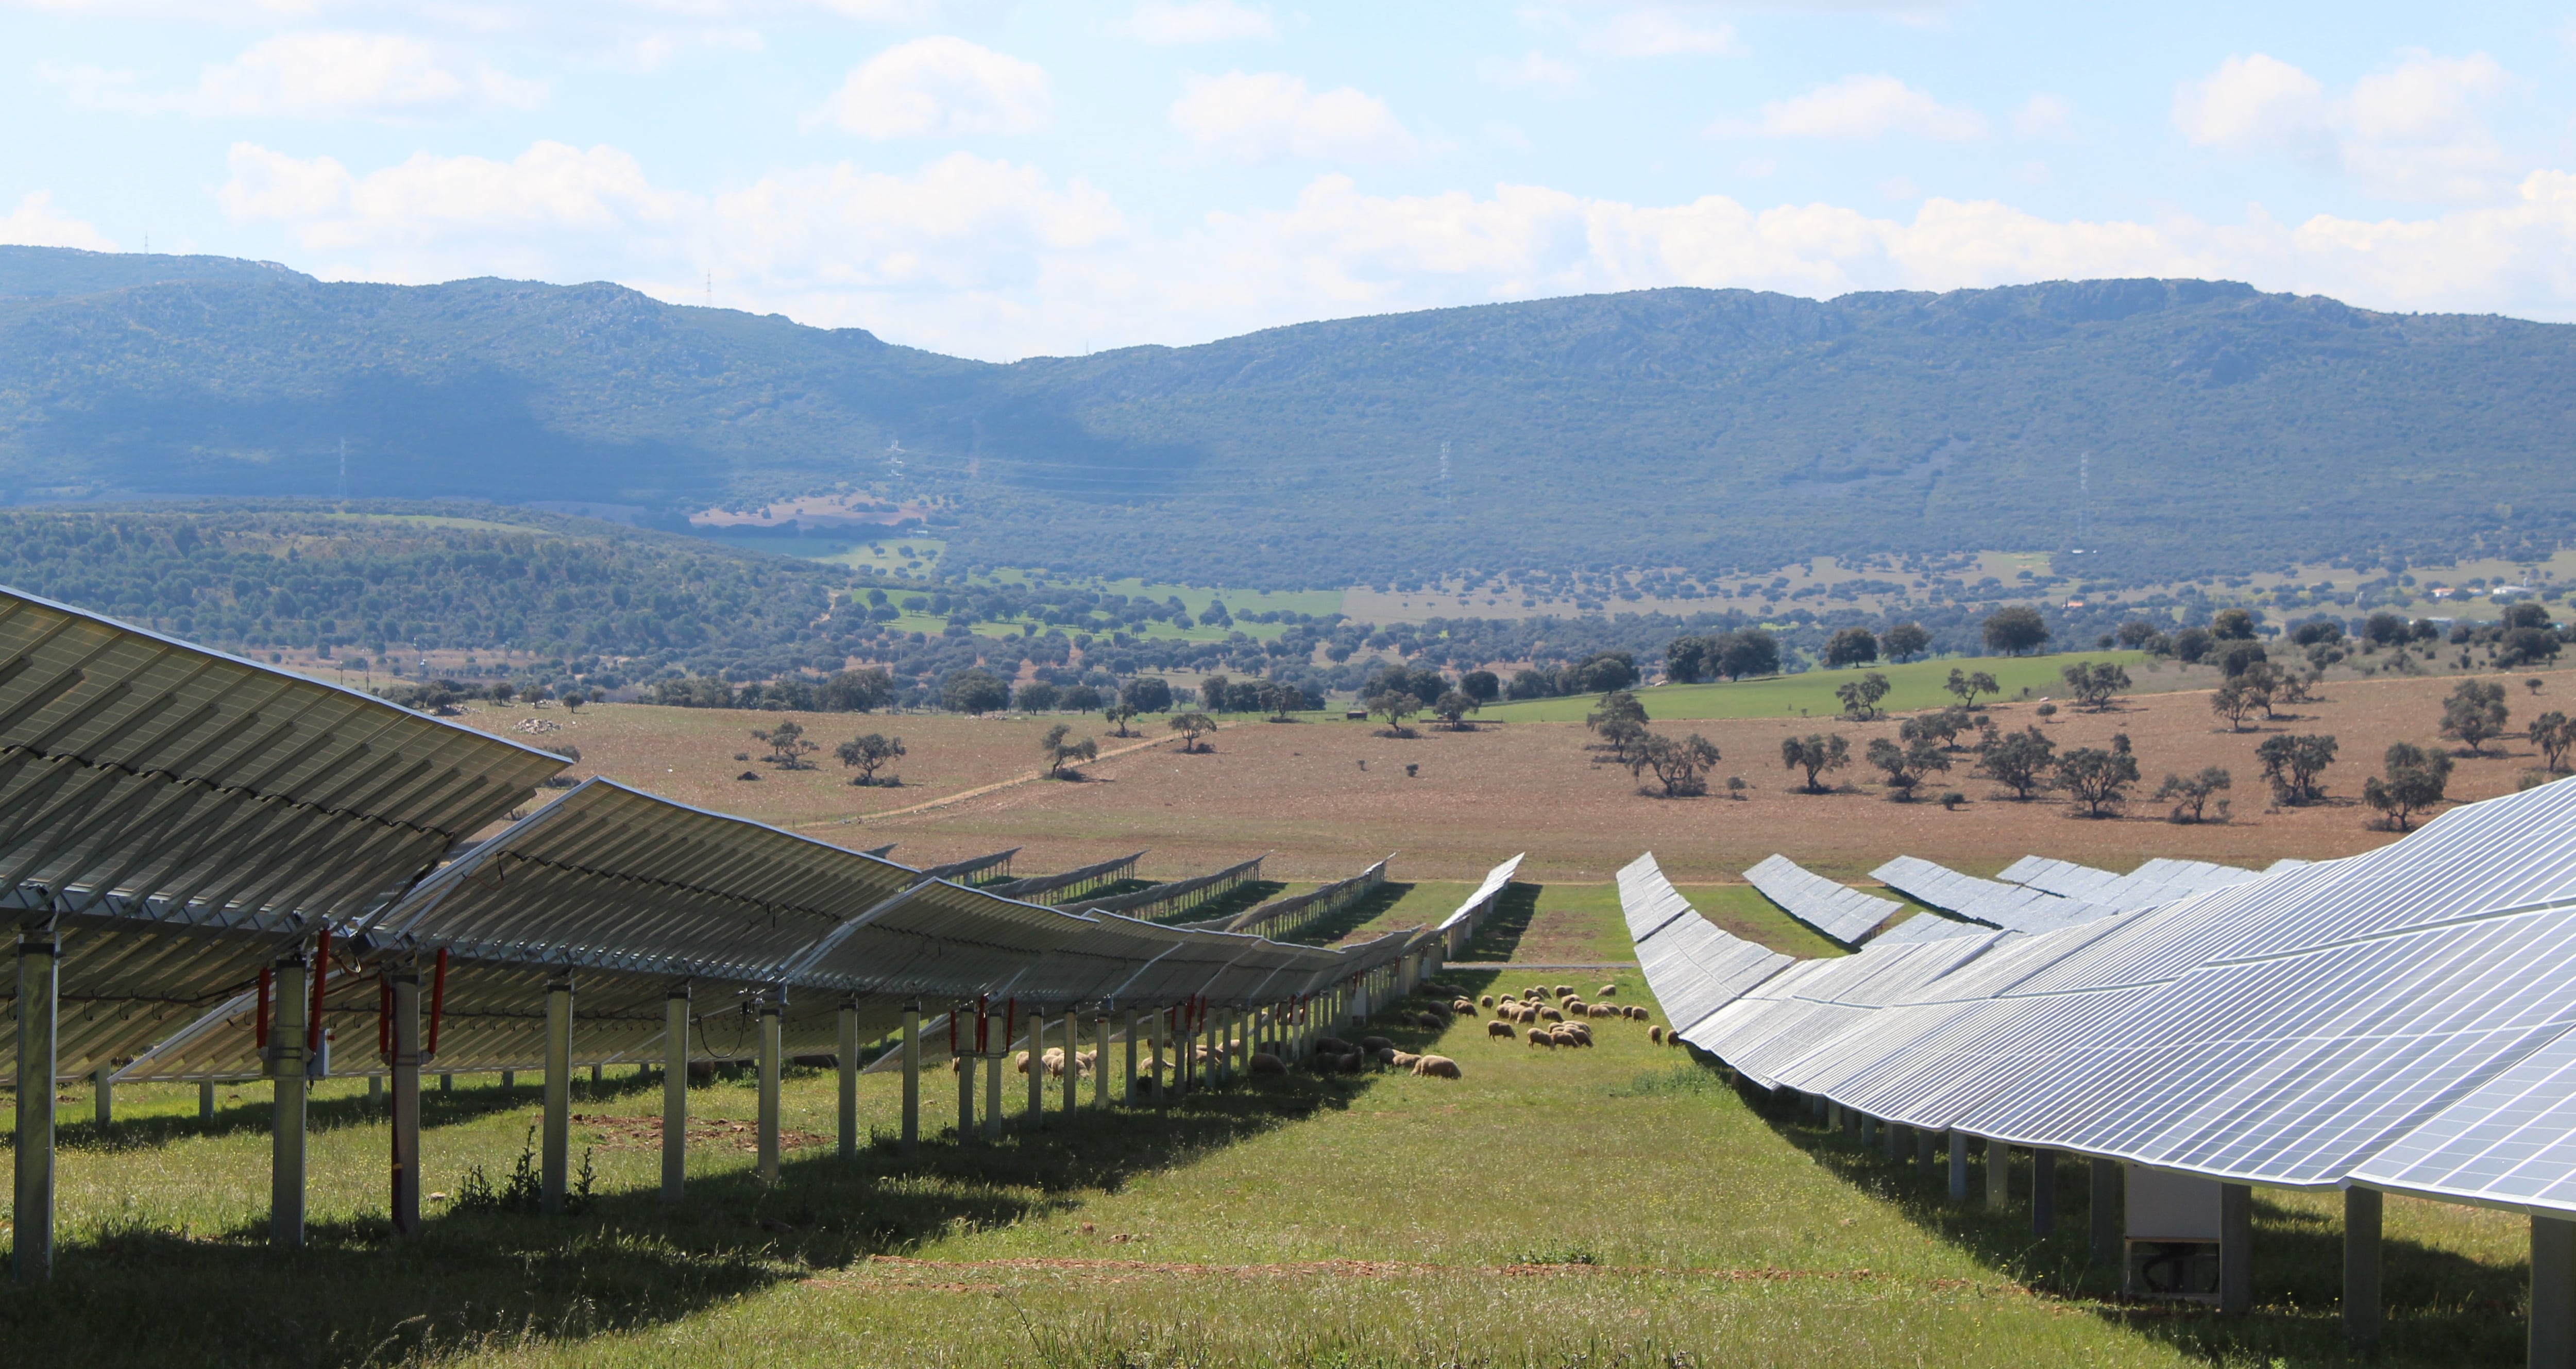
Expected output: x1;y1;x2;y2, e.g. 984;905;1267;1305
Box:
462;669;2575;885
0;941;2534;1367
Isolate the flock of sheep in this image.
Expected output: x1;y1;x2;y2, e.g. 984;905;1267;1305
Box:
1471;982;1674;1051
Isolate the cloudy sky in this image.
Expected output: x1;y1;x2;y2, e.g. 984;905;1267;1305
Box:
8;1;2575;359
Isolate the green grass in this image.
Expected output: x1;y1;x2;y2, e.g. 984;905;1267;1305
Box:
1480;650;2159;723
0;891;2540;1368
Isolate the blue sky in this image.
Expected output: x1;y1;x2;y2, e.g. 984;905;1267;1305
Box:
8;1;2576;359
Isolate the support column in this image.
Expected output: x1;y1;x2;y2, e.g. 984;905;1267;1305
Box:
1827;1101;1842;1133
389;969;422;1237
2031;1148;2057;1236
1026;1012;1044;1125
837;998;858;1161
981;1024;1003;1144
956;1021;976;1144
93;1062;111;1129
2219;1181;2253;1315
1859;1114;1875;1148
662;986;690;1202
2344;1186;2382;1346
1123;1008;1139;1106
2090;1158;2121;1268
1060;1011;1078;1116
542;973;572;1213
1917;1126;1935;1182
2536;1214;2575;1369
501;1070;515;1091
1093;1012;1109;1111
14;929;59;1282
1885;1121;1903;1162
1947;1132;1969;1203
757;993;783;1185
900;1000;920;1153
1986;1137;2009;1211
199;1080;215;1121
269;955;309;1249
1150;1009;1166;1103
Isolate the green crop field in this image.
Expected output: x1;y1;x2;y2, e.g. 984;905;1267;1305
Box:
0;881;2531;1368
1479;650;2162;724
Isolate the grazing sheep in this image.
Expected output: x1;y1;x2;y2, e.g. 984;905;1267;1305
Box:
1417;1011;1446;1029
1316;1036;1354;1056
1360;1036;1395;1054
1527;1030;1554;1049
1587;1004;1617;1019
1248;1052;1286;1075
1562;998;1587;1015
1336;1052;1363;1074
1599;985;1618;998
1560;1024;1592;1046
1554;984;1574;998
1014;1050;1033;1074
1649;1025;1666;1044
1538;1007;1564;1022
1670;1029;1688;1047
1479;994;1495;1009
1627;1006;1649;1021
1451;998;1477;1015
1385;1050;1418;1069
1486;1020;1514;1039
1412;1055;1461;1079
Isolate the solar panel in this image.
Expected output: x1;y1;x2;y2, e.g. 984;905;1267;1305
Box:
1743;854;1904;945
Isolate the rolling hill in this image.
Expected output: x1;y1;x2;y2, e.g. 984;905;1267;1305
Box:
5;245;2572;589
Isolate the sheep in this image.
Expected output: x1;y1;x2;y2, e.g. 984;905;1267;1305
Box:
1598;984;1618;998
1479;994;1495;1009
1412;1054;1461;1079
1014;1050;1033;1074
1451;998;1477;1015
1359;1036;1395;1054
1562;998;1588;1015
1486;1020;1514;1039
1316;1036;1354;1056
1248;1052;1286;1075
1649;1025;1666;1044
1553;984;1574;998
1626;1005;1649;1021
1417;1011;1446;1029
1336;1052;1363;1074
1386;1050;1420;1069
1526;1030;1554;1049
1538;1007;1564;1022
1559;1024;1593;1046
1587;1004;1618;1019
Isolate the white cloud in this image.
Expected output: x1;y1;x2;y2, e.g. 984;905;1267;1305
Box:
1169;71;1421;162
1125;1;1275;44
221;140;680;264
59;31;547;118
1580;6;1740;57
0;192;116;251
815;36;1050;139
1481;50;1583;90
1731;74;1986;140
2012;94;2070;139
2175;51;2515;202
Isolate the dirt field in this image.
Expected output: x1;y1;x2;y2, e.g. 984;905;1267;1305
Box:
453;671;2566;887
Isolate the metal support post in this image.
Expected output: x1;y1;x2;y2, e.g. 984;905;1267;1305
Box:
93;1061;111;1129
758;993;783;1185
1986;1136;2008;1211
389;969;421;1236
1093;1012;1109;1110
1947;1131;1969;1203
2219;1181;2252;1315
14;929;59;1281
1060;1011;1078;1116
956;1026;976;1143
1917;1126;1935;1181
837;998;858;1161
199;1080;215;1121
1150;1009;1166;1102
2345;1186;2382;1346
1827;1101;1841;1133
1024;1011;1043;1124
2537;1214;2576;1369
900;1001;920;1152
542;974;572;1213
663;986;690;1202
2031;1148;2056;1235
982;1029;1003;1143
1123;1008;1139;1106
1859;1114;1875;1148
1885;1121;1903;1162
501;1070;514;1091
269;955;309;1249
2090;1158;2121;1267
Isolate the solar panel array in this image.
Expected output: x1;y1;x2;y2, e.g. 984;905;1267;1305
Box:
1742;854;1904;945
1872;854;2120;934
1629;780;2576;1219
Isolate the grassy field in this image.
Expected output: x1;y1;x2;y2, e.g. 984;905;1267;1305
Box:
0;911;2532;1368
1480;649;2158;724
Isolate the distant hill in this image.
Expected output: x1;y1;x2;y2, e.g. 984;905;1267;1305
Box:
4;246;2572;587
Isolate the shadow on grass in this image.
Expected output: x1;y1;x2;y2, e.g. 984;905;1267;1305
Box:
1704;1066;2530;1368
1279;880;1415;948
40;1068;671;1155
1147;878;1287;926
0;1030;1442;1369
1452;881;1543;962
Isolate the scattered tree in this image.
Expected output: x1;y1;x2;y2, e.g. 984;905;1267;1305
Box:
1039;722;1099;778
2441;679;2511;755
1104;703;1138;738
1881;622;1933;663
1632;732;1722;797
2363;612;2411;647
1982;604;2051;656
1866;735;1952;800
1259;681;1305;721
1365;690;1422;736
1123;677;1174;713
1835;671;1892;721
1061;685;1104;713
2256;733;2340;805
2115;619;2164;649
2533;711;2576;772
2210;607;2258;640
835;732;905;786
1945;668;2001;708
2154;767;2233;823
1901;704;1976;751
1977;725;2057;799
1781;733;1852;793
2218;641;2271;679
1014;681;1062;713
1168;711;1216;753
941;669;1011;716
2364;742;2454;831
1587;691;1651;767
2055;743;2141;817
1824;627;1880;669
1432;689;1482;731
2061;661;2133;712
2238;660;2287;718
750;719;819;769
821;667;897;712
1198;673;1233;712
2210;678;2259;733
1460;670;1501;702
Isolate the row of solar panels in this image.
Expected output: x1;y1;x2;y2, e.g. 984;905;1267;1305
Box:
1747;847;2307;948
1625;775;2576;1218
0;587;1507;1086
